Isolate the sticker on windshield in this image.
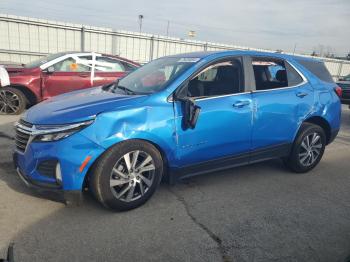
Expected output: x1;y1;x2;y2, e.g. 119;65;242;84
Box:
178;58;200;63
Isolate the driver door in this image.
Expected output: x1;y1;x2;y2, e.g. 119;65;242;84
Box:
173;57;253;171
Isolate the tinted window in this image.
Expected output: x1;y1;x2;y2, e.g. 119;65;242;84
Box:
285;62;303;86
187;58;243;98
252;59;288;90
252;58;304;90
296;59;334;83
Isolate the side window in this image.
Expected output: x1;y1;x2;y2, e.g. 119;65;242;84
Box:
187;58;243;98
53;56;91;72
120;61;138;72
252;58;303;90
285;62;303;86
295;59;334;83
95;57;125;72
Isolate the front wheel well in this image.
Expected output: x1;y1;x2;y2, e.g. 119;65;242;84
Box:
303;116;331;144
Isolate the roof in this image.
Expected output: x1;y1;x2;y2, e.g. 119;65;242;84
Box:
169;50;321;63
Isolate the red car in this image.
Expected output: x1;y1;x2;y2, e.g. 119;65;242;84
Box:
0;52;140;114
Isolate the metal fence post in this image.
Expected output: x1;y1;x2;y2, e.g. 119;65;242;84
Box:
111;32;117;55
81;26;85;52
149;36;154;61
336;61;343;80
204;42;208;51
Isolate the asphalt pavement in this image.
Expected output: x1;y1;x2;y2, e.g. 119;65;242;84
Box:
0;107;349;262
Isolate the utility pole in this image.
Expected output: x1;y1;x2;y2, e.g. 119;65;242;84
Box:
164;20;170;56
166;20;170;37
138;15;144;33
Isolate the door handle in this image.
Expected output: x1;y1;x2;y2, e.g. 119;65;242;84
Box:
233;100;250;108
296;92;308;98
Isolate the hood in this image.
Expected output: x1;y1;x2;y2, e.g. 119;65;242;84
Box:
23;87;148;125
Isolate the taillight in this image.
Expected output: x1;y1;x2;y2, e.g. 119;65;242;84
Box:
334;86;342;98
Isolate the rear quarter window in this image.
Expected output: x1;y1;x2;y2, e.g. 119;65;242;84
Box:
295;59;334;83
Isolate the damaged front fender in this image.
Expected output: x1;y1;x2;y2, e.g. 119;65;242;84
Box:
79;102;178;165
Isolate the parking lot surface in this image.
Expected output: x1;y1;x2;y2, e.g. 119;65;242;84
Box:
0;107;349;262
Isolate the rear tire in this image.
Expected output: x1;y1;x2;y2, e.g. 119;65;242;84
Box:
283;123;326;173
90;140;164;211
0;87;26;115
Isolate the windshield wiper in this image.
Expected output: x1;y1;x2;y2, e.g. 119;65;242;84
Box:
102;80;137;95
118;85;137;95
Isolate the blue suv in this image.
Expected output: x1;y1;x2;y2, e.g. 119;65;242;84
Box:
13;51;342;210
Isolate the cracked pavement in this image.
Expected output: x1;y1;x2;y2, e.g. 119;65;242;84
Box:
0;107;350;262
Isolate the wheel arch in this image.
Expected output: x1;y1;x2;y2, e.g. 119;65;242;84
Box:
303;116;332;144
9;84;38;106
83;138;171;189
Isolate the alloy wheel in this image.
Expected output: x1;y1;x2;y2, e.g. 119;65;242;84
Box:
110;150;156;202
298;132;323;167
0;89;20;114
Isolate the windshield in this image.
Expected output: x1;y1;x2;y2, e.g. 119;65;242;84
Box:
24;53;67;68
117;57;199;94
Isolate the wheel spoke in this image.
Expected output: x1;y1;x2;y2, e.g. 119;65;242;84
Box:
6;103;18;113
312;148;320;155
123;153;132;172
131;150;139;169
301;141;308;150
126;184;136;201
139;164;155;173
112;167;128;179
313;144;322;149
311;134;320;145
310;151;315;164
139;174;152;187
300;154;309;164
305;135;310;147
110;178;129;187
137;155;152;169
139;181;144;195
116;184;131;198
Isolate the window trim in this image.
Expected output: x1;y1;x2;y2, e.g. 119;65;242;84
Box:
169;55;246;102
250;58;308;93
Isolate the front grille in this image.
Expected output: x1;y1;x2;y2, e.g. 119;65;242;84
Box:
15;119;33;152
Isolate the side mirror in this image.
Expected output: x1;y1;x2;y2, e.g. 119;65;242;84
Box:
173;90;201;129
184;98;201;129
46;66;55;74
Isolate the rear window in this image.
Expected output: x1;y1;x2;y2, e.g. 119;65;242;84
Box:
296;59;334;83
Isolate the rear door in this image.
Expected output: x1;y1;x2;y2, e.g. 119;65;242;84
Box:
249;56;314;160
92;56;135;87
41;55;92;99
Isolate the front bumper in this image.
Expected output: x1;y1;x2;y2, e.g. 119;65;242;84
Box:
13;132;105;198
15;166;83;205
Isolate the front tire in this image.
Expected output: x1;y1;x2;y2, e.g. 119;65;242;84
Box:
284;123;326;173
90;140;164;211
0;87;27;115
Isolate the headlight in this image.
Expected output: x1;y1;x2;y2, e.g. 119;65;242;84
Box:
33;119;94;142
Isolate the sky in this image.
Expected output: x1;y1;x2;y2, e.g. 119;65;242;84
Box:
0;0;349;56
